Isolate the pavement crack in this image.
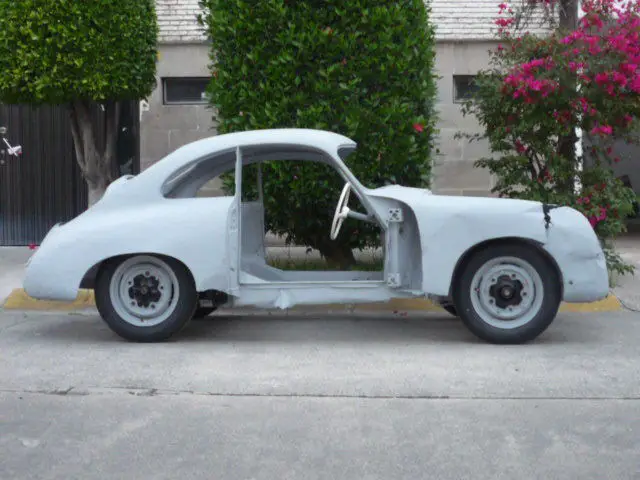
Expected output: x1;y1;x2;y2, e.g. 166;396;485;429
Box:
1;387;640;401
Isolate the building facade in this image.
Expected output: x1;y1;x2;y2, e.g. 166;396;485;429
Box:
143;0;507;196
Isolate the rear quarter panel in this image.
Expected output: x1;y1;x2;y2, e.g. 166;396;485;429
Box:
24;196;236;301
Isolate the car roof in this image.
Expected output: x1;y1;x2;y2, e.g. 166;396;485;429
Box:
140;128;357;182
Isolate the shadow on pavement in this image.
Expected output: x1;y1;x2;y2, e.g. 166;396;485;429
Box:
16;311;612;346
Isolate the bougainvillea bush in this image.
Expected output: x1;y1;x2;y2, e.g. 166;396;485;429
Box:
460;0;640;277
198;0;438;267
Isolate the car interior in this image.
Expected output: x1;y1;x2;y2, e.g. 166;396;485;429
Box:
162;144;386;285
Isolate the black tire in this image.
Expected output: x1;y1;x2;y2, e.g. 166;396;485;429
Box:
452;243;561;344
95;255;198;342
192;306;217;319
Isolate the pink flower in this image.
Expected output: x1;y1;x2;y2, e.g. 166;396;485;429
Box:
576;97;590;113
562;31;585;44
413;123;424;133
529;80;543;91
569;61;586;72
612;71;628;87
591;125;613;136
495;17;514;28
595;72;609;85
597;207;608;221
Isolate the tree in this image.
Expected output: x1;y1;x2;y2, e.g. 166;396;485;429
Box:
0;1;158;205
460;0;640;277
510;0;579;31
198;0;438;268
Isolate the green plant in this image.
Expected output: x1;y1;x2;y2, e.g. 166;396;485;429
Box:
459;0;640;279
198;0;438;268
0;0;158;204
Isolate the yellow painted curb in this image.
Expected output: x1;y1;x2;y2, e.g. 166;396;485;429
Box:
2;288;622;313
3;288;96;311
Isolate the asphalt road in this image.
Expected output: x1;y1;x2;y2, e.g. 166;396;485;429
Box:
1;309;639;479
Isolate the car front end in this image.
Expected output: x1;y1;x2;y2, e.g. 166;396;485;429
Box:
542;205;610;303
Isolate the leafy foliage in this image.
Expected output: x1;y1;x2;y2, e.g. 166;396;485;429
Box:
0;0;159;204
198;0;438;265
0;0;158;103
460;0;640;278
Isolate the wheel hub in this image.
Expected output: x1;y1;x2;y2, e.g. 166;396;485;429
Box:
489;274;523;309
129;273;162;308
109;258;179;325
469;256;544;329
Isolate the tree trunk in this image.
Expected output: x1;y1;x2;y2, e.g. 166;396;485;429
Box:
69;100;121;207
558;0;580;191
559;0;579;30
318;242;357;270
88;181;109;206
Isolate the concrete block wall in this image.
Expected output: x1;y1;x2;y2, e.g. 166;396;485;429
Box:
144;0;516;198
141;41;500;198
140;44;217;170
431;40;500;197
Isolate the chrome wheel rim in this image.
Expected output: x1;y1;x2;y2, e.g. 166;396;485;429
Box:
109;256;180;327
470;256;544;329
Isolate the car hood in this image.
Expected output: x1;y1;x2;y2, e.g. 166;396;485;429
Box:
366;185;544;215
365;184;601;258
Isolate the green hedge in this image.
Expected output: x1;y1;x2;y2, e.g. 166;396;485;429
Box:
0;0;158;103
199;0;438;266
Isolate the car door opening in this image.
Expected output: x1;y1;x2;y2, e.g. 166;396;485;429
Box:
236;145;386;285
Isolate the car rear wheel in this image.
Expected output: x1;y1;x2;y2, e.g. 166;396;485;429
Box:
95;254;198;342
452;243;561;344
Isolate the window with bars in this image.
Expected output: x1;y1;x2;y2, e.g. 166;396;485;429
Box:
453;75;479;103
162;77;210;105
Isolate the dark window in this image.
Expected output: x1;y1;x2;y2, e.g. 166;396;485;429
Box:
163;77;210;105
453;75;478;103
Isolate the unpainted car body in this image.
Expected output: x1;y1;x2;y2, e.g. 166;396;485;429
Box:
23;129;609;343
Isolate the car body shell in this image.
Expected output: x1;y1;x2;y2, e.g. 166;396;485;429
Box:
23;129;610;307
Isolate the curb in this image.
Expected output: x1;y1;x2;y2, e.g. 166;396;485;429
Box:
1;288;623;313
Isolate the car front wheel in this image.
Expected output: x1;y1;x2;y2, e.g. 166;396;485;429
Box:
95;254;198;342
453;243;561;344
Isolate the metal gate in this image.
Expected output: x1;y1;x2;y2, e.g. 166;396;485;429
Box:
0;101;139;245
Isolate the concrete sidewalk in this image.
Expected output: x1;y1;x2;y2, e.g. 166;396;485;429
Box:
3;234;640;313
0;247;32;306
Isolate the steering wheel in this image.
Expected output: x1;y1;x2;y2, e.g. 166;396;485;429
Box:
330;183;352;240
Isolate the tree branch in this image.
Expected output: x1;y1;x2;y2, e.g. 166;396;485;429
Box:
68;103;86;173
73;99;101;186
104;100;120;179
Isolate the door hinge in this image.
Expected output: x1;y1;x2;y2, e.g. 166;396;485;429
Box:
387;208;403;223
